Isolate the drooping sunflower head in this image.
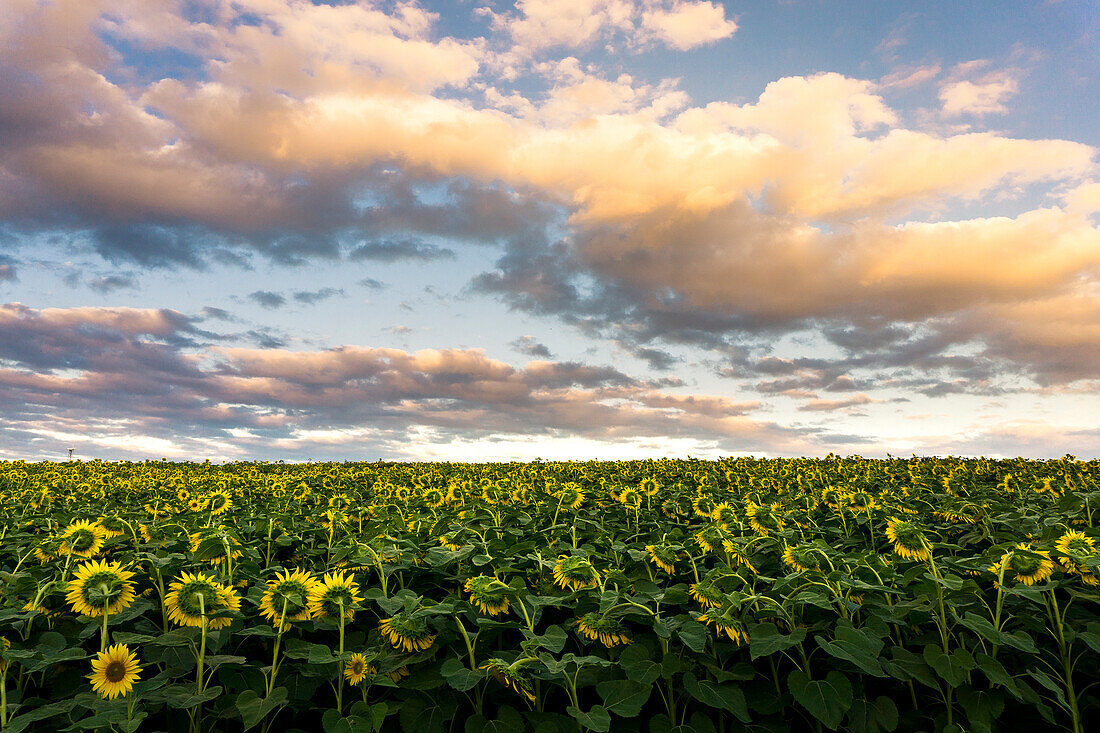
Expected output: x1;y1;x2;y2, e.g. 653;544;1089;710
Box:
260;568;319;629
576;612;631;648
885;518;931;561
165;571;240;630
98;515;126;539
692;494;717;518
694;523;727;554
65;560;137;618
551;555;600;592
378;612;435;653
721;538;758;574
464;575;511;616
994;544;1055;586
344;653;371;686
59;520;106;558
639;477;660;497
689;580;725;609
88;643;141;700
697;608;749;645
781;544;821;573
711;502;738;526
745;502;785;536
644;543;678;575
308;571;364;620
480;658;535;703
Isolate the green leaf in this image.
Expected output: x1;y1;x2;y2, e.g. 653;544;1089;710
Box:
596;680;651;718
566;705;611;732
974;653;1022;700
959;613;1038;653
441;657;482;692
846;697;898;733
747;623;806;660
923;645;974;688
816;621;885;677
957;687;1005;733
618;644;661;685
880;646;937;689
237;688;288;731
787;670;852;730
676;619;708;653
683;672;751;723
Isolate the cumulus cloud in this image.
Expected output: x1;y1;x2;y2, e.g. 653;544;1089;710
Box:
248;291;287;309
639;1;738;51
939;61;1020;116
511;336;554;358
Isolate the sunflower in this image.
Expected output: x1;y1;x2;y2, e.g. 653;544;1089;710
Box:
378;613;435;652
781;544;821;573
639;477;660;496
88;643;141;700
205;490;233;515
689;581;725;609
885;518;931;561
98;515;126;539
692;494;716;519
464;575;511;616
551;555;600;592
711;502;738;527
259;569;319;630
619;488;642;509
480;658;535;703
66;560;137;618
308;571;364;620
576;612;631;648
697;608;749;645
0;638;10;672
744;502;785;536
58;520;106;559
344;653;370;686
991;544;1055;586
721;538;758;574
1055;530;1095;557
554;485;585;510
33;546;54;564
644;543;678;574
164;572;240;630
438;532;465;552
694;523;727;554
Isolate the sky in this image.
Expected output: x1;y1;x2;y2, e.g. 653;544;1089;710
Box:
1;0;1098;462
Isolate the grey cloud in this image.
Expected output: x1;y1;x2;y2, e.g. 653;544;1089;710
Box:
293;287;344;305
88;273;138;294
347;238;455;263
510;336;553;358
248;290;287;309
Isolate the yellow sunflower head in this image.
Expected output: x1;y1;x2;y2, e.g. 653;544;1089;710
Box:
993;544;1056;586
480;658;535;703
308;571;364;620
164;571;240;630
697;608;749;645
344;653;371;686
88;643;141;700
260;569;319;630
59;520;106;559
65;560;137;618
576;612;631;648
885;518;931;562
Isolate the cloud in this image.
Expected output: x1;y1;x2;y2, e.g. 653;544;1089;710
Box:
798;394;879;412
511;336;554;358
293;287;344;305
247;290;287;309
939;61;1020;116
348;239;456;263
0;303;840;460
639;1;738;51
88;273;138;294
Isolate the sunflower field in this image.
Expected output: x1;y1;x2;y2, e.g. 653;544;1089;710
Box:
0;456;1098;733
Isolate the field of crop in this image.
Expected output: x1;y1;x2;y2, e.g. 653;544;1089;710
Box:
0;457;1097;733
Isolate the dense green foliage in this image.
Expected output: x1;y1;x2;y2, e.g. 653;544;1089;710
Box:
0;456;1098;732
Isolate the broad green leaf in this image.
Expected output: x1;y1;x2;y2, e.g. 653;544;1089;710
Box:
787;670;852;730
683;672;750;723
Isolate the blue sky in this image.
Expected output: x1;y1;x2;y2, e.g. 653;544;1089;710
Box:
1;0;1098;460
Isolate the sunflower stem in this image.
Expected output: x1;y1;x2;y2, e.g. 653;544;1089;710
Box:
267;597;288;697
336;600;345;715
